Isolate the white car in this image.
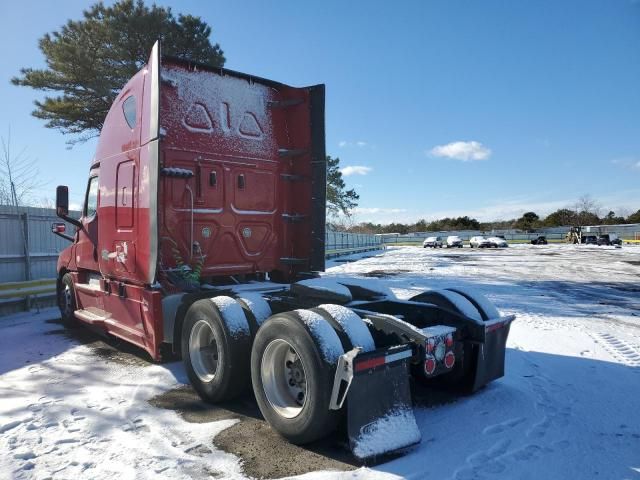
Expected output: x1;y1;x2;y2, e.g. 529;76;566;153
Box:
446;235;463;248
423;236;443;248
469;236;491;248
487;236;509;248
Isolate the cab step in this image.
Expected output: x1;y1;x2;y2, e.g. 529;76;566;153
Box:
74;308;110;325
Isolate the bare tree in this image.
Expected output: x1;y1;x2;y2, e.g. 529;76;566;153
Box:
573;194;601;226
0;128;45;207
574;194;601;216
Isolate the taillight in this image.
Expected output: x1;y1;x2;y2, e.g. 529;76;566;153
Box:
424;356;436;375
444;351;455;369
422;325;457;377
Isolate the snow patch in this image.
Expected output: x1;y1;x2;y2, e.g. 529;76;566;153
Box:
295;279;352;301
237;293;272;326
160;64;276;159
435;290;483;322
336;277;396;299
317;304;375;352
422;325;456;337
295;309;343;363
211;296;250;337
449;287;500;320
352;407;421;459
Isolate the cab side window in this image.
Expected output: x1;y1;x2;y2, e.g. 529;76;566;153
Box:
85;176;99;218
122;96;137;129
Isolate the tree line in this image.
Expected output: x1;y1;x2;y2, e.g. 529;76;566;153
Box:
330;198;640;234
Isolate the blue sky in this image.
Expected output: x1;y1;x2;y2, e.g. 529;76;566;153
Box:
1;0;638;223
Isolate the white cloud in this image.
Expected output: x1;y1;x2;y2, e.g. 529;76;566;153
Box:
611;156;640;171
341;165;372;176
353;207;407;215
429;141;492;161
339;140;368;148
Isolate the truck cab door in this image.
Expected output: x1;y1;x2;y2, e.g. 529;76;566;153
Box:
75;174;100;272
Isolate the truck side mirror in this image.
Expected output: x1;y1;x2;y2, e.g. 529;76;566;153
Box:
56;185;69;217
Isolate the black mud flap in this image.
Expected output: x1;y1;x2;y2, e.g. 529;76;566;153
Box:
346;345;421;459
471;315;515;392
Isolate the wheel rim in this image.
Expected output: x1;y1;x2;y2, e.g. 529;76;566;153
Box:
261;339;308;419
189;319;219;383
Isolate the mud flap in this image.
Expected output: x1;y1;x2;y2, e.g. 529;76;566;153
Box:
471;315;515;392
346;345;421;459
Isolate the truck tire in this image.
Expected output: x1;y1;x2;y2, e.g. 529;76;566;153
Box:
236;293;272;338
182;297;251;403
58;273;76;324
251;310;343;444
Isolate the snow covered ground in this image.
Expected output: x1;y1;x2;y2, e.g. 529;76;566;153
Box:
1;244;639;479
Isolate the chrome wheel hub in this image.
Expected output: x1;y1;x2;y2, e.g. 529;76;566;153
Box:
261;339;307;419
189;319;219;383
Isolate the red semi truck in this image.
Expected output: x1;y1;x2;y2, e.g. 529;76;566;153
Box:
52;42;515;458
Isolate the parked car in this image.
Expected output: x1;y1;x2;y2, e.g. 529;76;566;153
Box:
469;236;491;248
487;236;509;248
597;234;622;246
423;236;444;248
531;236;548;245
446;235;463;248
583;235;598;245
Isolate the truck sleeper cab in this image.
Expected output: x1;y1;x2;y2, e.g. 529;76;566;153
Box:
53;42;514;459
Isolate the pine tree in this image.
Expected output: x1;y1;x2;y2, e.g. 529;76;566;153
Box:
626;209;640;224
326;156;359;217
12;0;225;141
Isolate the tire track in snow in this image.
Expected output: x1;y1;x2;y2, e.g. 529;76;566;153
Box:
589;332;640;367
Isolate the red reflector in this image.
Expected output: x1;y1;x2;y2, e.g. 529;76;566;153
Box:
444;351;455;369
424;356;436;375
486;321;504;333
445;333;453;347
55;225;66;233
426;338;435;353
354;356;385;372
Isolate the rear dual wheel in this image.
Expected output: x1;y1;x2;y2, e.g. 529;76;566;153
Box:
251;311;342;444
182;298;251;403
251;306;374;444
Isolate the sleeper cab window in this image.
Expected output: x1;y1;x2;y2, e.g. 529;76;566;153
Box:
122;95;137;129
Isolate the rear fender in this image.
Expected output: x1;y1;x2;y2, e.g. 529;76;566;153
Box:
163;288;234;354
